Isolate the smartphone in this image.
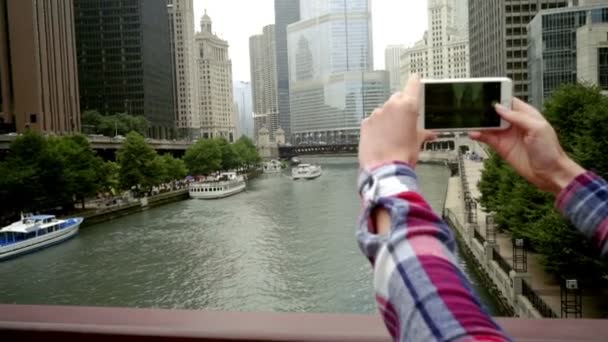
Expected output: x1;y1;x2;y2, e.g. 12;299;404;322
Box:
419;77;512;131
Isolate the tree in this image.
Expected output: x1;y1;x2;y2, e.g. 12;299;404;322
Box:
99;161;120;195
49;134;104;208
81;109;150;137
215;137;239;170
116;132;162;195
233;135;261;168
158;154;187;183
0;132;67;218
184;139;222;175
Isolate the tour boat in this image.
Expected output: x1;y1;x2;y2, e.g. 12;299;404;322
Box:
0;214;83;261
189;172;246;199
263;160;283;173
292;164;322;180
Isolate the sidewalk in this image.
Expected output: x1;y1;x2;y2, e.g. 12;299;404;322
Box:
445;148;608;318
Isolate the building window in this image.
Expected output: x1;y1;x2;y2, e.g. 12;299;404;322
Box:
599;48;608;90
30;114;37;123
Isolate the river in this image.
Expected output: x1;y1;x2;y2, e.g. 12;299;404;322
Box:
0;157;501;315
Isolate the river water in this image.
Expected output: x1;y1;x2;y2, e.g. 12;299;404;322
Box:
0;157;501;315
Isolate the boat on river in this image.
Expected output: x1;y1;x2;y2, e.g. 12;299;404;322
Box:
189;172;246;199
0;214;83;261
263;160;283;173
292;164;322;180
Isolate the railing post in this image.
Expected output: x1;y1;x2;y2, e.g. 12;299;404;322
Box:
511;270;531;299
513;238;527;273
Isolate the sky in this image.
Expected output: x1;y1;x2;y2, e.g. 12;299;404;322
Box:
192;0;428;82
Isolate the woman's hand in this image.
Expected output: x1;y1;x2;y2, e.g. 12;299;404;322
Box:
358;75;436;170
469;98;585;195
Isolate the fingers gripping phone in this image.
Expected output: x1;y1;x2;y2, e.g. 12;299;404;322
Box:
419;77;512;131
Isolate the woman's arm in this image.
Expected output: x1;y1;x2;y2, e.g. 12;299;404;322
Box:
357;163;509;341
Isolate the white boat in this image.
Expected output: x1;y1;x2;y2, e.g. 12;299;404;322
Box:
0;214;83;261
292;164;322;180
263;160;283;173
189;172;246;199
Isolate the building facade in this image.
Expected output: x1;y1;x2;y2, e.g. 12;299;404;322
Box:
233;81;253;139
168;0;199;139
195;12;236;142
401;0;470;82
385;45;404;93
274;0;300;142
250;25;279;141
469;0;571;101
0;0;80;133
287;0;388;144
74;0;175;138
528;4;608;108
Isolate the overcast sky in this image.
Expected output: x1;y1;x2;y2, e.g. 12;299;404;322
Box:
192;0;428;82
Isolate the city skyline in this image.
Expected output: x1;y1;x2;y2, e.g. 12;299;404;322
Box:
192;0;428;82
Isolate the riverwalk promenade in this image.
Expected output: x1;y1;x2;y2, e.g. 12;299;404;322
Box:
444;142;608;318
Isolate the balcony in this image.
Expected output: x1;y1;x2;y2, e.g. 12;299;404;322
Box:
1;304;606;341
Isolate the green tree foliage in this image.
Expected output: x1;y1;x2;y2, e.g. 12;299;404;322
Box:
184;139;222;175
215;137;240;170
99;161;120;194
479;83;608;283
82;110;149;137
183;136;261;175
0;132;105;221
116;132;163;194
158;154;187;183
48;134;104;208
233;135;261;167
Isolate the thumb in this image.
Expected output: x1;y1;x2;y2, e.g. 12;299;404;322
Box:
418;129;438;150
418;129;437;144
469;131;500;150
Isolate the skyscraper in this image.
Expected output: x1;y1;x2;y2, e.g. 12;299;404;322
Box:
287;0;389;144
233;81;253;139
168;0;199;139
468;0;569;101
385;45;404;93
0;0;80;133
400;0;469;81
528;3;608;108
74;0;175;138
274;0;300;142
250;25;279;141
195;12;236;142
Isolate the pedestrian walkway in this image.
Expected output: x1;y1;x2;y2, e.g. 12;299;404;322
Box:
445;144;608;318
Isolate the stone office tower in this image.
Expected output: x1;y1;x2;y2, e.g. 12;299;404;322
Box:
195;12;236;142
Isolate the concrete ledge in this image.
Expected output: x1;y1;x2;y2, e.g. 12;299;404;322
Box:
0;304;605;341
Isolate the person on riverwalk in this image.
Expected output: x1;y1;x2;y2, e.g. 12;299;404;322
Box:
357;74;606;341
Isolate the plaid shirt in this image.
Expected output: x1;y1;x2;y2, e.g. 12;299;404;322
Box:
358;163;606;341
556;171;608;257
357;162;509;341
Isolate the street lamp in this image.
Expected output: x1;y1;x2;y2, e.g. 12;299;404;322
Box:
513;238;527;273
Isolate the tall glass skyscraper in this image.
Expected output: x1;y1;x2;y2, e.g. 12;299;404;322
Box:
287;0;388;144
274;0;300;142
74;0;175;138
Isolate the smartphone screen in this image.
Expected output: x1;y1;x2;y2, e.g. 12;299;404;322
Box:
424;81;502;129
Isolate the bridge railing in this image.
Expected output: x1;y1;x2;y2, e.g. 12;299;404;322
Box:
1;304;605;341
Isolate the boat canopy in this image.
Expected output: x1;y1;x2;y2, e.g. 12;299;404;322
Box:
0;215;56;234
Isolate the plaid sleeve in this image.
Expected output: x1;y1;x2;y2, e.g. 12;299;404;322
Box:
357;163;509;342
556;171;608;257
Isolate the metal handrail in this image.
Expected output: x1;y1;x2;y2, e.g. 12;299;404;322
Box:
522;279;559;318
474;227;486;245
492;247;513;275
